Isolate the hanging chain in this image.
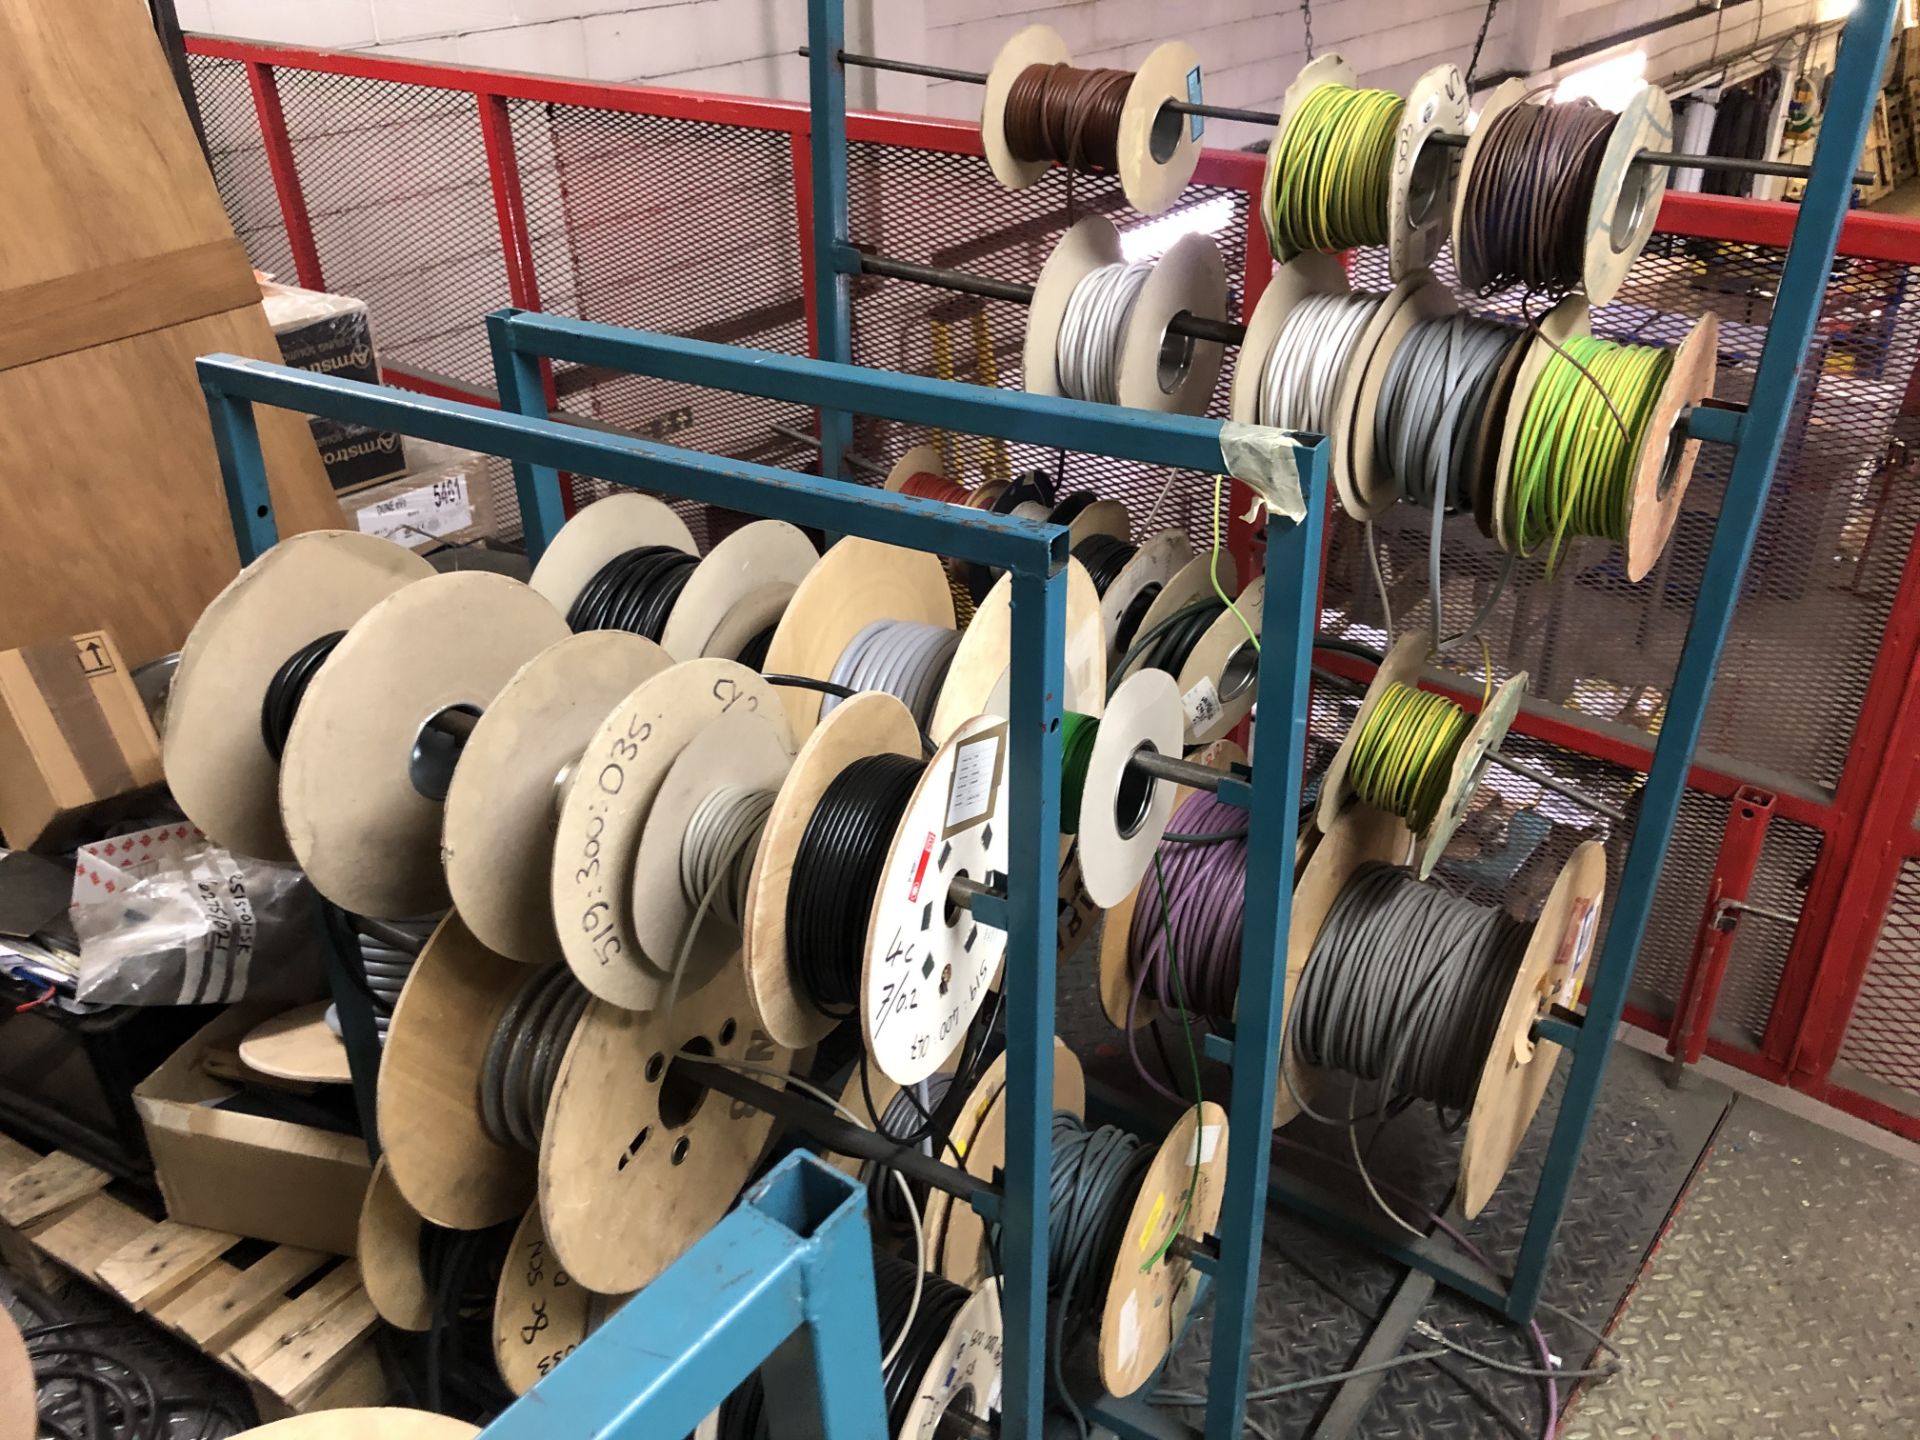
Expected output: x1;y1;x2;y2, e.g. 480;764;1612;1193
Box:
1300;0;1316;62
1463;0;1501;91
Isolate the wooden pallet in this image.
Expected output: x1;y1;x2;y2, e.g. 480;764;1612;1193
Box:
0;1138;384;1415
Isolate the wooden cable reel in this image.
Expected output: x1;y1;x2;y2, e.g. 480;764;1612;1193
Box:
164;531;432;863
1283;808;1606;1214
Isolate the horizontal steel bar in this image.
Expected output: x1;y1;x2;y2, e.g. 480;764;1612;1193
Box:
198;355;1063;574
677;1058;995;1205
491;309;1280;486
1129;748;1229;792
767;422;886;475
1534;1015;1584;1049
858;253;1248;347
1484;751;1629;823
813;48;1872;183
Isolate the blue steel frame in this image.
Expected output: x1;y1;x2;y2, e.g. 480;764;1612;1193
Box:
484;1151;890;1440
197;324;1326;1440
802;0;1891;1431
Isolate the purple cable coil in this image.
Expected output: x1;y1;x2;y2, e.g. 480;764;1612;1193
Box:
1125;790;1247;1101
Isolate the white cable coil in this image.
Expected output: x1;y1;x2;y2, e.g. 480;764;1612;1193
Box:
820;619;962;729
1057;260;1154;404
1256;291;1386;433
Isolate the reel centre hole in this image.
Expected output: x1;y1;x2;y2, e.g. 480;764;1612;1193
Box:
1118;743;1159;840
659;1036;713;1129
1218;642;1260;704
1654;418;1689;501
1609;159;1656;254
1149;103;1184;164
409;703;482;801
1158;319;1197;394
1405;134;1445;227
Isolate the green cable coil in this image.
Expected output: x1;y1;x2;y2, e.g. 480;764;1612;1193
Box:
1059;710;1101;834
1347;682;1472;834
1507;335;1674;575
1267;83;1404;254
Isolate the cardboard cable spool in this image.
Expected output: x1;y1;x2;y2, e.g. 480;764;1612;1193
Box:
1094;527;1190;666
858;713;1013;1086
900;1282;1004;1440
1228;252;1421;520
279;571;569;918
526;492;694;620
376;914;547;1231
538;958;793;1296
1489;296;1718;583
550;660;784;1009
982;25;1204;215
164;531;432;863
228;1413;476;1440
238;1002;349;1086
1024;216;1226;417
1451;79;1673;305
491;1203;621;1396
742;692;922;1051
1261;56;1467;278
443;630;673;967
1072;668;1185;909
921;1040;1083;1275
759;537;955;741
946;1085;1228;1396
1314;633;1528;880
926;559;1108;745
1287;808;1607;1214
1346;274;1459;517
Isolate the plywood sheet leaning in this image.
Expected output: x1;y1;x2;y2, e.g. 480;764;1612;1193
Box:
0;0;339;666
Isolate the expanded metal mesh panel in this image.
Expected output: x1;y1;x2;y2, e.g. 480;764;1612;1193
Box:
519;105;812;542
846;145;1248;543
1329;239;1920;796
270;70;511;390
1838;859;1920;1098
191;55;296;282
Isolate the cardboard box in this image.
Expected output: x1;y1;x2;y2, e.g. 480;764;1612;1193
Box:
134;1006;370;1255
336;444;498;551
0;631;162;850
259;282;405;494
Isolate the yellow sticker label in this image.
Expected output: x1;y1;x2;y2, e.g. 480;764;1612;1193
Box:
1137;1192;1167;1254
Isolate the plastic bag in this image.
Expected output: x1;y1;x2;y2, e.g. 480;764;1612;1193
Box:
72;822;324;1006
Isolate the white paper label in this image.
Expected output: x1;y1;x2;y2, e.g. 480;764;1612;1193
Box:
944;733;1002;832
1556;900;1601;1005
1186;1123;1221;1166
354;474;473;544
1117;1290;1141;1368
1182;675;1222;729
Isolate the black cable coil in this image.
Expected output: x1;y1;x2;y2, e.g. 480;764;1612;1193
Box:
260;629;346;760
785;753;923;1014
415;1220;517;1418
873;1249;972;1437
479;963;592;1150
1071;532;1138;596
567;545;699;637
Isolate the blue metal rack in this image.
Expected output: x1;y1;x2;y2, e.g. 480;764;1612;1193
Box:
197;310;1325;1440
486;1151;891;1439
188;0;1896;1429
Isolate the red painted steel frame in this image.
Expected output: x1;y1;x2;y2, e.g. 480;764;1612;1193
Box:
244;61;325;290
1670;787;1777;1068
185;32;1920;1137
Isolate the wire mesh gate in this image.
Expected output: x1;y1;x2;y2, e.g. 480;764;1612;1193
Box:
182;34;1920;1140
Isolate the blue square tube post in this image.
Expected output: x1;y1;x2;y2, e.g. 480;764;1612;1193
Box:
807;0;854;482
1506;0;1900;1320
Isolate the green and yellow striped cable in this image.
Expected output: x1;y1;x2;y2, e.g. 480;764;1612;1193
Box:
1267;83;1403;254
1506;335;1673;575
1348;683;1473;834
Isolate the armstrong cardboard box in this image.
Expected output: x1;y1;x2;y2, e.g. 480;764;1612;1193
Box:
260;281;406;493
